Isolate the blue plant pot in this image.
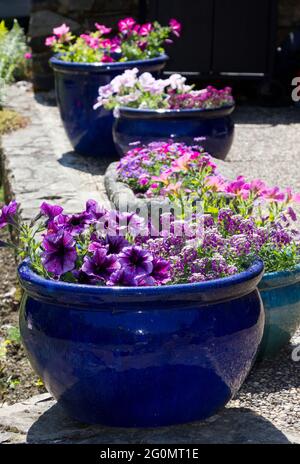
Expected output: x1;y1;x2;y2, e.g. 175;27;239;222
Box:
258;265;300;360
50;55;168;158
113;106;235;160
18;259;264;427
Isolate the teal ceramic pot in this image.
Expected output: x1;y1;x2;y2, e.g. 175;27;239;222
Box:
258;265;300;359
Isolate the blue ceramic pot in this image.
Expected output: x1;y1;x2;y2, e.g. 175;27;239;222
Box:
18;259;264;427
113;106;235;160
50;55;168;158
258;266;300;360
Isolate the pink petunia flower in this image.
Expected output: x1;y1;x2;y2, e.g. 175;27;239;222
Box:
101;55;114;63
262;186;285;202
53;23;70;37
24;52;32;60
95;23;112;35
169;19;181;37
139;23;152;36
118;17;136;34
45;36;56;47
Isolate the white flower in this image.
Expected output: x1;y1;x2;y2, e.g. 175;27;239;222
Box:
168;73;192;92
110;67;139;92
138;72;156;91
117;90;141;105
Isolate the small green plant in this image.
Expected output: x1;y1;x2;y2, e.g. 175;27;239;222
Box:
0;19;29;105
6;326;21;344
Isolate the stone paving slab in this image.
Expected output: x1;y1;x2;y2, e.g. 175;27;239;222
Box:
1;82;110;221
0;393;299;444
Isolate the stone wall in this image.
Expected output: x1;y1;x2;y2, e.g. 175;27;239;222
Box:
29;0;140;90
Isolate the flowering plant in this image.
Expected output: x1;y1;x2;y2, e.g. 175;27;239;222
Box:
45;18;181;63
94;68;234;113
117;141;300;274
0;196;271;287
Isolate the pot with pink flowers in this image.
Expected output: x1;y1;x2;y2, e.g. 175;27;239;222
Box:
94;70;235;160
106;140;300;359
47;18;181;158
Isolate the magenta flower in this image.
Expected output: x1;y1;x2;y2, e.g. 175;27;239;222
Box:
118;17;136;34
101;55;114;63
42;230;77;276
24;52;32;60
262;186;285;202
95;23;112;35
82;248;120;283
107;268;139;287
40;202;63;220
53;24;70;37
169;19;181;37
0;201;18;229
139;23;152;36
45;36;56;47
118;246;153;276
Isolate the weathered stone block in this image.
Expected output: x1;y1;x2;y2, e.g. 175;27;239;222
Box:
28;10;80;39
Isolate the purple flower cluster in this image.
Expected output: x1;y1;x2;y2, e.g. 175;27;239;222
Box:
117;141;215;194
168;86;234;110
38;201;171;287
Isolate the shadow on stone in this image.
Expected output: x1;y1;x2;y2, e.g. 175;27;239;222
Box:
26;402;292;444
233;106;300;125
58;151;113;176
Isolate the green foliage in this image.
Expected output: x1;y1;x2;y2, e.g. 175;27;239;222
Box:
0;19;28;104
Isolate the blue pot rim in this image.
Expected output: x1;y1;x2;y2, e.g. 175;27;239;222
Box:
116;105;235;120
18;258;263;308
49;54;169;74
259;264;300;290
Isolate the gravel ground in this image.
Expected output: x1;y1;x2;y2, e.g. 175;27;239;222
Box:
229;332;300;434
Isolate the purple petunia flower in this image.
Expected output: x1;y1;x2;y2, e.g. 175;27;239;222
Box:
118;246;153;277
107;268;139;287
0;201;18;229
105;235;129;254
150;257;170;284
40;202;63;220
82;248;120;283
42;230;77;276
86;199;108;221
63;211;93;235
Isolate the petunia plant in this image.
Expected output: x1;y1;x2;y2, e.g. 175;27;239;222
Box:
94;68;234;114
0;195;299;286
45;18;181;63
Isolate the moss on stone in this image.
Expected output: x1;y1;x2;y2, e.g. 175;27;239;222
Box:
0;109;28;135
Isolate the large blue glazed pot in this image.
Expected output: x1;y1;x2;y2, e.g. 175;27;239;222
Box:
258;265;300;360
18;259;264;427
113;106;235;160
50;55;168;158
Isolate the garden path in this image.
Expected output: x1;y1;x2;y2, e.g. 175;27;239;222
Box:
0;83;300;444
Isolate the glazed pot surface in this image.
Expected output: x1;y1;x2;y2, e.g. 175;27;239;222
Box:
50;55;168;158
19;260;264;427
113;106;235;160
258;265;300;359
